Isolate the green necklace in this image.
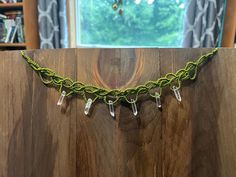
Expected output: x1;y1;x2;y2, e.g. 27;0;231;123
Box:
21;48;218;117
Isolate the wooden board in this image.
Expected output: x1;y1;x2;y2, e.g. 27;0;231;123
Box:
0;2;23;9
0;48;235;177
222;0;236;47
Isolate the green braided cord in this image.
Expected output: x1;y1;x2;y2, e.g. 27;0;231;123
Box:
21;48;218;104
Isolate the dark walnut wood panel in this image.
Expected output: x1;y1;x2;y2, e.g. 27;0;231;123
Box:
0;48;235;177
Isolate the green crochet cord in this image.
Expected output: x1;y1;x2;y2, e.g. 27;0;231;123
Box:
21;49;218;104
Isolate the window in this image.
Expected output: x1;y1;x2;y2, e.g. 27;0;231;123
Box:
76;0;186;47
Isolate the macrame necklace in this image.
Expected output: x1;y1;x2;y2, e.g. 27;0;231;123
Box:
21;49;218;117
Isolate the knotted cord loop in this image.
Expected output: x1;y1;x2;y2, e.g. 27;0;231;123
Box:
21;48;218;104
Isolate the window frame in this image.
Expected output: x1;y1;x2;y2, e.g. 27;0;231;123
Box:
71;0;186;48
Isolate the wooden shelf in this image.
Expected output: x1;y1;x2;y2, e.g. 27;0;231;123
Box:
0;43;26;47
0;0;39;50
0;2;23;9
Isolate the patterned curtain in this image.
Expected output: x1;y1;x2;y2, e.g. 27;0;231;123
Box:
38;0;69;49
182;0;226;47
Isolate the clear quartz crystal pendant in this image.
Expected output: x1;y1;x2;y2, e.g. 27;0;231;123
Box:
172;86;182;102
84;98;93;115
57;91;66;106
108;100;115;117
155;92;162;108
131;99;138;116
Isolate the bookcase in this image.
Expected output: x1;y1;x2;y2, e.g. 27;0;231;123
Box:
0;0;39;50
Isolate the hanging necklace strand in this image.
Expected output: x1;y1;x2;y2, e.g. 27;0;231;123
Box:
21;48;218;116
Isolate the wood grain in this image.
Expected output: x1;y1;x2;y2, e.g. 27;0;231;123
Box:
0;48;235;177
